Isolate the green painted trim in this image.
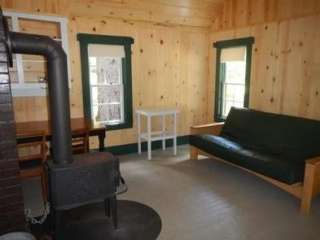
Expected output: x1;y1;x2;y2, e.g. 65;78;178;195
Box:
77;33;134;131
213;37;254;49
77;33;134;45
244;42;253;108
214;58;225;123
213;37;255;122
79;42;92;120
103;135;190;156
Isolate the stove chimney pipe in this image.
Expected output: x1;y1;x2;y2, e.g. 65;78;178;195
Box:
9;32;73;165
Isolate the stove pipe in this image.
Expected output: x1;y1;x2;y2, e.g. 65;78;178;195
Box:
9;31;73;165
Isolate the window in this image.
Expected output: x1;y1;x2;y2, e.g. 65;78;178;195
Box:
4;11;69;97
78;34;134;130
214;37;254;122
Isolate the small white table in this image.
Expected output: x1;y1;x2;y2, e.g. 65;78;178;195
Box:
136;107;179;160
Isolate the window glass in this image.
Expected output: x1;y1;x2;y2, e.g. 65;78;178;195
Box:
4;12;69;97
88;44;125;125
78;34;134;130
220;47;246;118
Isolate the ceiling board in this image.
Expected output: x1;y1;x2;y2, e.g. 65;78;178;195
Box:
0;0;225;27
71;0;224;27
152;0;224;9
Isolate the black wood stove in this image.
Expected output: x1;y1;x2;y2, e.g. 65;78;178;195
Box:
0;9;121;238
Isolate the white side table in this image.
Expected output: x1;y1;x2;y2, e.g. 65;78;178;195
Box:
136;107;179;160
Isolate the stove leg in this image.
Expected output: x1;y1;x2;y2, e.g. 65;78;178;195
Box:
104;198;111;217
111;196;118;229
52;209;63;240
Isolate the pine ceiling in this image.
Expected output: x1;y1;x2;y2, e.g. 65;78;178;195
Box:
70;0;225;27
1;0;224;27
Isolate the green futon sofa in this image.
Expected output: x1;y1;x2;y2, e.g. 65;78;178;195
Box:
190;107;320;214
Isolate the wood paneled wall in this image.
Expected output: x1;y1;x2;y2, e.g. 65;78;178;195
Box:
209;14;320;121
71;17;209;147
212;0;320;31
0;1;210;147
3;0;320;148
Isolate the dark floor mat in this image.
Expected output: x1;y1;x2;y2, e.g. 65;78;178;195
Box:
31;200;162;240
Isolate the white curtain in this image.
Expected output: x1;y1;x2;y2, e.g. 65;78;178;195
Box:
88;44;125;58
221;47;246;62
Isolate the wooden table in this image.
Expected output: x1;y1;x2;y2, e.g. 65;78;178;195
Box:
136;107;179;160
15;118;106;151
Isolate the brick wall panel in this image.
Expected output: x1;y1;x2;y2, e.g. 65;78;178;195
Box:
0;33;25;233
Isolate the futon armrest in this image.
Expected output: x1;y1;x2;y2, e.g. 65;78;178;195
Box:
306;157;320;166
190;122;224;136
303;156;320;206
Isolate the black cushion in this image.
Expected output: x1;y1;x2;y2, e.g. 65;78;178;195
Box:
189;134;305;184
221;108;320;163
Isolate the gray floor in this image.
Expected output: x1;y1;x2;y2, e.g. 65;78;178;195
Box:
23;145;320;240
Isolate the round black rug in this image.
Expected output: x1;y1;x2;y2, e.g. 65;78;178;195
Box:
59;200;161;240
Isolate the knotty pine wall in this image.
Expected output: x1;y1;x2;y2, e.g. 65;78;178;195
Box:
1;5;210;148
209;5;320;121
71;17;209;147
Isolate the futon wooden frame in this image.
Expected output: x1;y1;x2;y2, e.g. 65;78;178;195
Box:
190;122;320;215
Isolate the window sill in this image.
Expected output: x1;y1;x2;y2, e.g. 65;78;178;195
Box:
11;83;47;97
105;122;133;131
214;116;227;123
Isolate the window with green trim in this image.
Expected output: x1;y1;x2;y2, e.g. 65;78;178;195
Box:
214;37;254;122
77;34;134;130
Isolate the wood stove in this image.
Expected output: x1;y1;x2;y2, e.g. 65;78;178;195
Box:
0;9;121;237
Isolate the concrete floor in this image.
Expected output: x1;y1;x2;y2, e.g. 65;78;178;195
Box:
23;145;320;240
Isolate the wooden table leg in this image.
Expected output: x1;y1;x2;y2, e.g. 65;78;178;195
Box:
98;131;105;152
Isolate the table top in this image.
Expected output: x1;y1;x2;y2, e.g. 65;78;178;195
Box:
15;118;105;137
136;107;179;116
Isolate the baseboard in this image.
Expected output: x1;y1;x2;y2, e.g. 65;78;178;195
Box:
103;135;190;155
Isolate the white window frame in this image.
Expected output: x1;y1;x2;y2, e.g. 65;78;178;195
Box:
4;10;70;97
89;56;125;125
221;60;247;118
222;82;246;118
